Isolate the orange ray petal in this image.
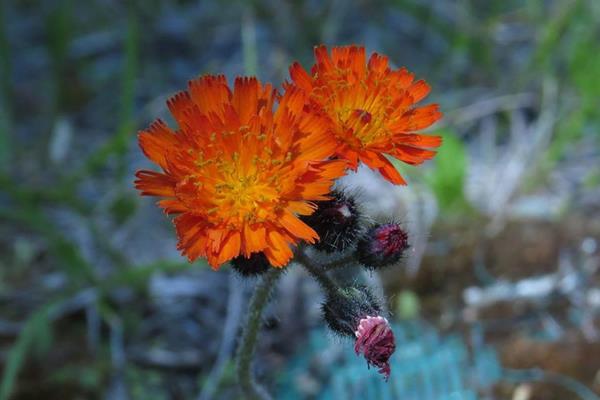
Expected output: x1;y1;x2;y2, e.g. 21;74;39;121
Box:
289;62;313;91
281;210;318;242
135;170;176;196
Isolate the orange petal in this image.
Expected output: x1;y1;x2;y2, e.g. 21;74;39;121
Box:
406;80;431;103
367;53;389;75
360;151;406;185
289;62;313;91
377;159;406;185
281;211;318;242
216;231;241;265
188;75;231;118
393;133;442;148
167;91;196;127
388;104;442;133
391;145;438;165
138;120;179;170
314;45;334;73
242;224;267;256
233;77;259;124
135;170;176;196
157;199;187;214
264;230;293;267
287;201;316;215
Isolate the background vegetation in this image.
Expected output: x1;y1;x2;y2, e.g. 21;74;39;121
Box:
0;0;599;399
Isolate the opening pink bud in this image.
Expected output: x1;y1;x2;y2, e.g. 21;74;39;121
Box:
354;315;396;380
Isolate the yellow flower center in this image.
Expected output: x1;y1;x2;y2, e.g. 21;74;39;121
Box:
209;148;282;226
314;77;393;148
335;101;390;147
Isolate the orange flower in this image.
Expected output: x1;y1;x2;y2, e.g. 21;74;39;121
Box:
135;75;345;269
288;45;443;185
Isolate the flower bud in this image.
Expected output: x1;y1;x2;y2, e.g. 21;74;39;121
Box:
322;285;395;379
302;190;361;253
231;252;270;277
354;315;395;379
357;223;409;269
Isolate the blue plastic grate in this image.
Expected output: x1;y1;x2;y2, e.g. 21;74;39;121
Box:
278;320;501;400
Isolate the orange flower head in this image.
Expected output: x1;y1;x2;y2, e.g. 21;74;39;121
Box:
288;45;443;185
135;75;345;269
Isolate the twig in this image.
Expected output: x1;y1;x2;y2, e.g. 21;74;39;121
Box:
447;93;536;126
463;272;566;308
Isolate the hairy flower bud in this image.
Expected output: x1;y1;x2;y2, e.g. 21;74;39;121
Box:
231;252;270;277
302;191;361;253
357;223;409;269
322;285;395;379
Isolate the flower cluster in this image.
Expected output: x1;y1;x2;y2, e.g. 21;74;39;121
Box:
135;45;442;382
136;45;440;271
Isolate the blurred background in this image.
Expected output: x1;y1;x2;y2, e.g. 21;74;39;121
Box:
1;0;599;399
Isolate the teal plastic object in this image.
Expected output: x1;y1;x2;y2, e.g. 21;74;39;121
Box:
278;320;501;400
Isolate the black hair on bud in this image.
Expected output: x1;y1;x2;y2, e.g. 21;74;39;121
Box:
231;252;271;277
301;190;362;253
322;285;381;337
356;222;409;269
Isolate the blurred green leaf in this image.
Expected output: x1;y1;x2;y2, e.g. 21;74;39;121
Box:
530;0;582;71
110;193;138;225
395;290;420;320
0;205;96;285
0;303;56;400
48;364;103;391
0;0;11;171
425;130;470;213
584;170;600;189
60;8;139;190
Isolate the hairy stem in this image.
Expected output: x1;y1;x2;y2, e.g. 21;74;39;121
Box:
236;267;282;400
321;253;356;271
296;250;341;296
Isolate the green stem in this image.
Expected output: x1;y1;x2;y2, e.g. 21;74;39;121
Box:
296;250;341;297
321;253;356;271
236;268;282;400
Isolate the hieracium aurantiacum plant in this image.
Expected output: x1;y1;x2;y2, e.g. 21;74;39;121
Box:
135;45;442;398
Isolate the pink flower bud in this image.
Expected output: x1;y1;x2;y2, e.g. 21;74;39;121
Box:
354;315;396;380
357;223;409;269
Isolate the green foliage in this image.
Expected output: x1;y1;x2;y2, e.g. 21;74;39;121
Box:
395;290;420;320
0;0;11;171
46;0;73;110
48;364;103;392
0;304;55;400
529;0;582;71
110;193;138;225
425;130;470;214
127;367;167;400
2;0;599;397
60;7;138;190
533;1;600;166
584;170;600;189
